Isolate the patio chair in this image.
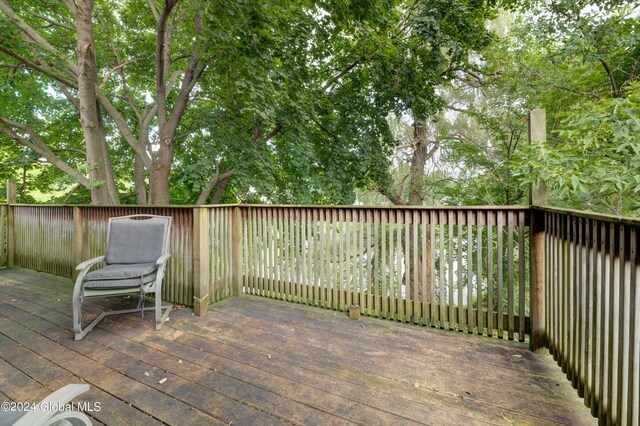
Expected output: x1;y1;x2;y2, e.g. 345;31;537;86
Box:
0;384;92;425
72;214;172;341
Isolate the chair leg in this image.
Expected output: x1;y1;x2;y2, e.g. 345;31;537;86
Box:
155;293;162;330
72;284;85;340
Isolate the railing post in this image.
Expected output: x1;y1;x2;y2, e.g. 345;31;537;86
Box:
72;207;83;280
528;110;548;353
6;179;16;268
529;110;548;206
232;206;243;296
193;207;210;316
0;205;5;267
530;208;547;353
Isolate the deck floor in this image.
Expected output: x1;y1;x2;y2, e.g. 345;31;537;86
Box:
0;268;595;426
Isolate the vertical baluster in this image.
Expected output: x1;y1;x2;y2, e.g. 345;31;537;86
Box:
467;210;474;333
445;210;453;329
381;210;388;319
373;210;380;317
518;211;525;341
487;211;494;337
389;210;396;320
457;211;464;332
405;210;412;323
430;210;436;327
477;210;484;335
330;209;338;309
396;210;403;321
508;211;514;340
439;210;446;328
497;211;504;338
421;211;428;326
617;223;628;424
629;226;639;426
365;210;372;316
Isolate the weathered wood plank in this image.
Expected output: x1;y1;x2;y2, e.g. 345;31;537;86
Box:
0;334;161;425
0;269;597;426
487;211;494;337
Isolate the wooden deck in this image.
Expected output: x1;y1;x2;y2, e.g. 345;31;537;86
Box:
0;268;595;426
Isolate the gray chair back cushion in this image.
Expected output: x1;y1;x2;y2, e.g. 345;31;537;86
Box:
106;220;166;264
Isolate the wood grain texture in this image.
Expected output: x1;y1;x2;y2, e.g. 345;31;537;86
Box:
539;207;640;426
0;268;595;426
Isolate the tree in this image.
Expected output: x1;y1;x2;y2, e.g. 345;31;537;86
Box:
0;0;209;204
485;0;640;214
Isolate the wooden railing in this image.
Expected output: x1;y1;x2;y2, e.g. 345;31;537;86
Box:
0;204;7;267
537;206;640;426
241;205;531;340
3;203;532;338
9;206;192;304
4;200;640;424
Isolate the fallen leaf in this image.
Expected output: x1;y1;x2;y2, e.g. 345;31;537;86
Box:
178;359;183;364
144;372;150;377
158;378;167;384
360;324;365;329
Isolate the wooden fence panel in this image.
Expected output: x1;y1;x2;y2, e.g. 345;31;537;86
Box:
540;206;640;426
80;206;194;306
241;206;530;338
209;206;234;303
13;206;74;277
10;204;532;341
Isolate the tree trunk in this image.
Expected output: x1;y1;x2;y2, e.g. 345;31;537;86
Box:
134;153;147;204
196;169;236;205
75;0;117;205
408;121;428;205
405;120;432;304
97;105;120;204
210;177;229;204
149;124;174;204
149;156;171;205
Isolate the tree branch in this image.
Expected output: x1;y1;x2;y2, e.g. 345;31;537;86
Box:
0;118;91;188
156;0;179;129
261;123;283;144
95;89;152;167
0;0;77;74
99;60;132;88
0;45;77;89
599;58;620;97
375;186;406;205
28;11;74;31
167;12;205;132
196;169;235;205
322;60;359;91
146;0;160;23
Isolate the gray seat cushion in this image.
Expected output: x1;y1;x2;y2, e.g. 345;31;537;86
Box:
106;220;165;264
84;273;157;289
85;263;158;280
84;263;159;289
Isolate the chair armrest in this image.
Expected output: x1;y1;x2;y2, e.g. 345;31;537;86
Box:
75;256;106;271
15;384;90;425
156;253;171;265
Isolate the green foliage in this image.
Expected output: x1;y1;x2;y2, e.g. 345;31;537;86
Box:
452;0;640;214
